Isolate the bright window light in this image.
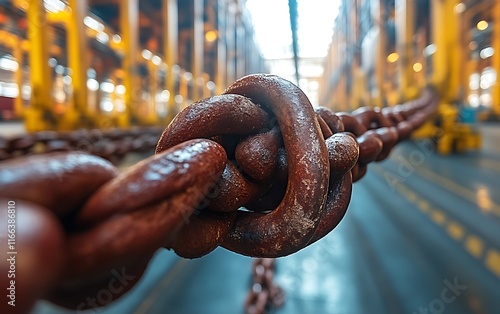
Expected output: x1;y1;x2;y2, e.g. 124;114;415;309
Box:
115;85;126;95
0;55;19;72
424;44;437;56
87;79;99;91
84;16;105;32
0;83;19;98
44;0;66;13
100;99;114;112
246;0;340;59
142;49;153;60
480;47;494;59
96;32;109;44
100;81;115;93
152;55;162;66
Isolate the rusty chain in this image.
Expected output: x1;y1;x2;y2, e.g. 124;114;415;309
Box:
0;74;438;313
0;126;163;164
245;258;285;314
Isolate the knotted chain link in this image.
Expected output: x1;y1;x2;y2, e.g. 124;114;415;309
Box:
0;74;437;313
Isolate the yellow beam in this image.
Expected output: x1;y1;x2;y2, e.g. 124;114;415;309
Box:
396;0;418;100
226;3;236;86
492;0;500;116
148;60;159;124
163;0;178;122
65;0;89;129
119;0;138;127
216;0;227;94
192;0;204;101
375;0;386;107
179;70;189;110
11;33;23;118
431;0;461;101
26;0;53;131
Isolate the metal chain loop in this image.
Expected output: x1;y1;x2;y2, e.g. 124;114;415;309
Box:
0;74;438;313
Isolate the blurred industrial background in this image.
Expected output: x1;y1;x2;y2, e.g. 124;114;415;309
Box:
0;0;498;313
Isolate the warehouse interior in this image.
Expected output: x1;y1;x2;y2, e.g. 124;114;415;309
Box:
0;0;499;314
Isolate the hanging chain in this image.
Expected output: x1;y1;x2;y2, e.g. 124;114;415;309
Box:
0;74;437;313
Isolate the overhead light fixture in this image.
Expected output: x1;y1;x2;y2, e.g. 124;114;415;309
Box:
44;0;66;13
115;85;126;95
142;49;153;60
454;3;466;14
96;32;109;44
205;30;218;43
112;34;122;44
100;81;115;93
387;52;399;63
152;55;162;66
84;16;105;32
477;20;488;31
413;62;423;72
480;47;494;59
423;44;437;57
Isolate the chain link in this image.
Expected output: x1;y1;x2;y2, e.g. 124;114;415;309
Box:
0;126;163;164
245;258;285;314
0;74;437;313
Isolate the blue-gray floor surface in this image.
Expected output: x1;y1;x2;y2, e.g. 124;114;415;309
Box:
34;123;500;314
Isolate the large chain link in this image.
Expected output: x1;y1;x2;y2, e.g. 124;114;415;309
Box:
0;74;437;313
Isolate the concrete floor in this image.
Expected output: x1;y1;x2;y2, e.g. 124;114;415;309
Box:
32;123;500;314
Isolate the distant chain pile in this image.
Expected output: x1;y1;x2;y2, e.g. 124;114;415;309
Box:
0;74;438;313
0;126;162;164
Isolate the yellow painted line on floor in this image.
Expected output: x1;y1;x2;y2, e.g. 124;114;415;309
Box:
485;250;500;277
430;210;446;225
418;200;430;213
465;235;485;258
374;168;500;277
417;166;500;217
406;191;417;202
446;221;465;241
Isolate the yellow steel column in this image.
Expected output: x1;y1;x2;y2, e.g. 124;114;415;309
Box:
65;0;88;130
120;0;138;128
492;0;500;117
431;0;468;154
192;0;204;101
375;0;386;107
431;0;461;99
13;34;23;118
216;0;227;94
26;0;53;131
226;2;236;85
179;70;189;110
148;60;159;124
163;0;178;122
396;0;417;100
